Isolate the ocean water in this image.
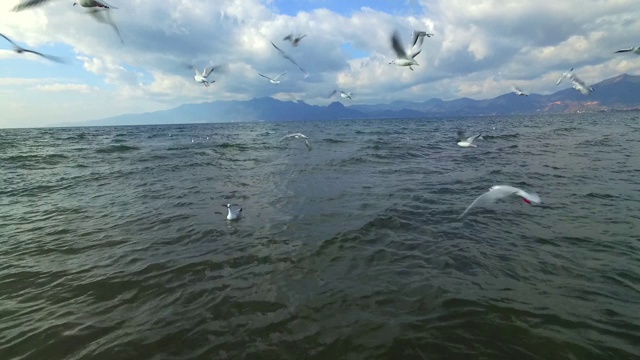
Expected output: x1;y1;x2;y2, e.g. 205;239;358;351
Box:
1;113;639;359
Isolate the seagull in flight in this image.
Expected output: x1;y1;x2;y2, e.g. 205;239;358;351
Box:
614;46;640;55
192;64;224;87
258;71;287;84
456;130;483;148
279;132;312;151
459;185;541;218
222;204;242;221
570;76;594;95
0;33;64;63
12;0;117;12
283;33;306;47
511;86;528;96
556;67;574;85
329;89;353;99
271;41;309;77
389;30;426;70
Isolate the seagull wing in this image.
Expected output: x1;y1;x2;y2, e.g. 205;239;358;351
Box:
614;47;633;53
258;72;273;81
273;71;287;80
391;31;408;59
95;0;118;9
271;41;285;56
408;48;422;59
87;9;124;44
22;49;65;63
279;134;294;142
11;0;51;12
193;66;200;76
514;188;541;204
459;189;508;218
0;33;21;50
411;31;427;48
467;133;482;143
456;129;466;142
304;139;312;151
283;34;293;42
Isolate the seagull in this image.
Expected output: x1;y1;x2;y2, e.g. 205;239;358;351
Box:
556;67;574;85
459;185;541;218
511;86;528;96
614;46;640;55
11;0;117;11
456;130;483;148
389;30;425;71
283;33;306;47
570;76;594;95
85;8;123;43
192;64;224;87
271;41;308;77
258;71;287;84
223;204;242;221
0;33;65;63
279;132;311;151
329;89;353;99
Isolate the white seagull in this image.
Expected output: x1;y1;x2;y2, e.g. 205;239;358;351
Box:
11;0;117;11
389;30;426;70
511;86;528;96
279;132;312;151
556;67;574;85
459;185;541;218
570;76;594;95
223;204;242;220
329;89;353;99
271;41;309;77
258;71;287;84
192;64;224;87
0;33;65;63
614;46;640;55
457;130;483;148
283;33;306;47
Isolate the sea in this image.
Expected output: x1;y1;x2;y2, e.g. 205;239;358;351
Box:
1;113;639;360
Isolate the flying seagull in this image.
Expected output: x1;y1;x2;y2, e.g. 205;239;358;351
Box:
11;0;117;12
570;76;594;95
258;71;287;84
283;33;306;47
389;30;425;71
222;204;242;221
511;86;528;96
271;41;309;77
459;185;541;218
614;46;640;55
279;132;312;151
192;64;225;87
329;89;353;99
0;33;64;63
456;130;483;148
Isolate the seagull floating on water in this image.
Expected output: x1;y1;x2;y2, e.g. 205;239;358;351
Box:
614;46;640;55
192;64;224;87
329;89;353;99
0;33;65;63
258;71;287;84
223;204;242;220
283;33;306;47
456;130;483;148
389;30;426;71
279;132;311;151
11;0;117;11
271;41;308;77
511;86;528;96
556;67;574;85
459;185;541;218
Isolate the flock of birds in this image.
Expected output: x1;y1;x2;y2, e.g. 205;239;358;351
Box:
2;1;639;221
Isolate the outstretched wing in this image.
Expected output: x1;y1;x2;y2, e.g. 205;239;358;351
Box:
614;47;633;53
22;49;65;63
456;129;466;142
304;139;312;151
258;72;273;81
391;31;408;59
11;0;51;12
0;33;20;49
467;133;482;143
328;89;338;98
273;71;287;80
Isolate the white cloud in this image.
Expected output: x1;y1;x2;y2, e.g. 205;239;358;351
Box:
0;0;639;127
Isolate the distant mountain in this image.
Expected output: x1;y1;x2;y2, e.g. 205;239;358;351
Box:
82;74;640;126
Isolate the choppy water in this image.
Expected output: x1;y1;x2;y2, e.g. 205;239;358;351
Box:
1;113;639;359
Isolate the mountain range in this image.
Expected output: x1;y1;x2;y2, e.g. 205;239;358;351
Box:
82;73;640;126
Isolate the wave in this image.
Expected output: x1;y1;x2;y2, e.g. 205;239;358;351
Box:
95;145;140;153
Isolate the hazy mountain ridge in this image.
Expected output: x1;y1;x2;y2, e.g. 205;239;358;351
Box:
82;74;640;126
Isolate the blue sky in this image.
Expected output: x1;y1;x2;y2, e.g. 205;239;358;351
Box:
0;0;639;128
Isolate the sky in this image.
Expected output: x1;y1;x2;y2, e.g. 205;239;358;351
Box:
0;0;639;128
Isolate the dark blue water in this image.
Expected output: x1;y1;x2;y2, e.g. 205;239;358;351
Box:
1;113;639;359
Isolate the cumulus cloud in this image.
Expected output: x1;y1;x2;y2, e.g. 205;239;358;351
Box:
35;83;99;93
0;0;638;127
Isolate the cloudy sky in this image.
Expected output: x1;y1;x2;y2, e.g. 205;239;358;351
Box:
0;0;638;128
